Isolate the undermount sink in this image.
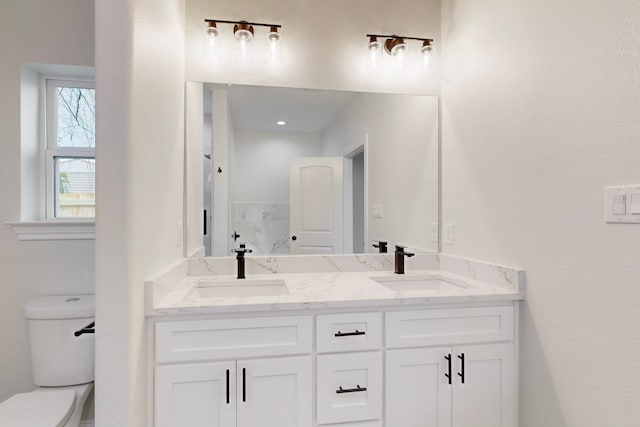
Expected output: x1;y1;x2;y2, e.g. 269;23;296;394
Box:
188;279;289;298
371;275;472;293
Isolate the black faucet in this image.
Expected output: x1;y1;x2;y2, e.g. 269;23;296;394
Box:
233;244;253;279
372;240;388;253
394;245;415;274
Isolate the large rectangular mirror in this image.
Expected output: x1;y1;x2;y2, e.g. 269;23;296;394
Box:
184;82;439;257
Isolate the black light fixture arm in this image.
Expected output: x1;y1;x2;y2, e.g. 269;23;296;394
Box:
205;19;282;29
366;33;433;43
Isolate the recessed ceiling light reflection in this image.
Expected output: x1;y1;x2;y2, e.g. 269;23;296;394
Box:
276;120;286;126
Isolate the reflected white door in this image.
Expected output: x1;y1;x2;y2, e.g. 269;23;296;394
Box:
290;158;344;254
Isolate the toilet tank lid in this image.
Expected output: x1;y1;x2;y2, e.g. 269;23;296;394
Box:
24;295;95;320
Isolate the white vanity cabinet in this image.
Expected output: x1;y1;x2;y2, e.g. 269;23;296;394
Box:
153;316;313;427
384;306;516;427
150;303;517;427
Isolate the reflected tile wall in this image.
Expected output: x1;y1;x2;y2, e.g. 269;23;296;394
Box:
231;202;290;255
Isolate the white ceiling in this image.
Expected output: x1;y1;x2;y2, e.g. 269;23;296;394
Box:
205;83;355;133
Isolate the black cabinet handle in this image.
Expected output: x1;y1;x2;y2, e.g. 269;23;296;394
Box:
291;235;297;241
458;353;465;384
445;354;452;385
334;330;366;337
336;385;367;394
242;368;246;402
225;369;230;404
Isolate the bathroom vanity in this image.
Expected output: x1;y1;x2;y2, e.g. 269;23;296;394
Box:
146;253;524;427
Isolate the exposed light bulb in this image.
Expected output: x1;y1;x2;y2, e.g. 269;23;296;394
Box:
267;26;283;65
382;38;408;70
420;41;433;73
234;22;254;43
276;120;286;126
205;22;219;38
204;22;221;61
233;23;254;61
390;41;408;56
268;26;281;43
366;36;382;71
235;29;253;42
368;37;381;52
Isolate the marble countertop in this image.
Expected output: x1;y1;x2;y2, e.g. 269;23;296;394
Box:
148;259;525;316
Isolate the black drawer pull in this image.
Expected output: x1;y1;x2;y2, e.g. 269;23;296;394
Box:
336;385;367;394
334;330;366;337
242;368;246;402
445;354;452;385
458;353;465;384
225;369;230;404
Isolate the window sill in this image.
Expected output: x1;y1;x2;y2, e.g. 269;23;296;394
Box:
6;220;95;241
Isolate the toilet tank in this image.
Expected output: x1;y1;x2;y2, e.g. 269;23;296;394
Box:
23;295;95;386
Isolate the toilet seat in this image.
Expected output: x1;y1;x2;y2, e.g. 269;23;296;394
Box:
0;389;75;427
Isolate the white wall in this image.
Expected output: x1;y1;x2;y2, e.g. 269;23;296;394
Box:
323;93;439;252
0;0;95;405
440;0;640;425
233;130;323;203
186;0;441;95
185;82;205;256
211;89;232;256
95;0;185;425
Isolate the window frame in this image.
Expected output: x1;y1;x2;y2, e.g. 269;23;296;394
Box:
44;78;96;220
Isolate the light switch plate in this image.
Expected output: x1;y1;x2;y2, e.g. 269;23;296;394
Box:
444;224;454;245
431;223;439;242
631;194;640;215
370;204;384;218
605;185;640;224
612;194;626;215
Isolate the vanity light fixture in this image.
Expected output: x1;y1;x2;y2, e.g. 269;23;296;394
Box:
366;33;434;72
204;19;283;64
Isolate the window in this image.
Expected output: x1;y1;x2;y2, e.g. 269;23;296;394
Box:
45;79;96;219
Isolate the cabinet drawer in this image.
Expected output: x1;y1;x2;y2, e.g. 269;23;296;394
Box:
155;316;312;363
317;352;383;424
316;312;382;353
385;305;513;348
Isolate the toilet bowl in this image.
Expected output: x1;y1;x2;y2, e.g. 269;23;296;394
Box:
0;295;95;427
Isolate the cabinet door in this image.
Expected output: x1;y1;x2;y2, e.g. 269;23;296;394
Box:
452;343;515;427
155;361;236;427
386;348;452;427
237;356;312;427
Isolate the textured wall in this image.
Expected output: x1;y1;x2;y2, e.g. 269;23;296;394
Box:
0;0;95;403
440;0;640;425
95;0;185;425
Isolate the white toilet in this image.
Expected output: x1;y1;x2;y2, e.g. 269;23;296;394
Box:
0;295;95;427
